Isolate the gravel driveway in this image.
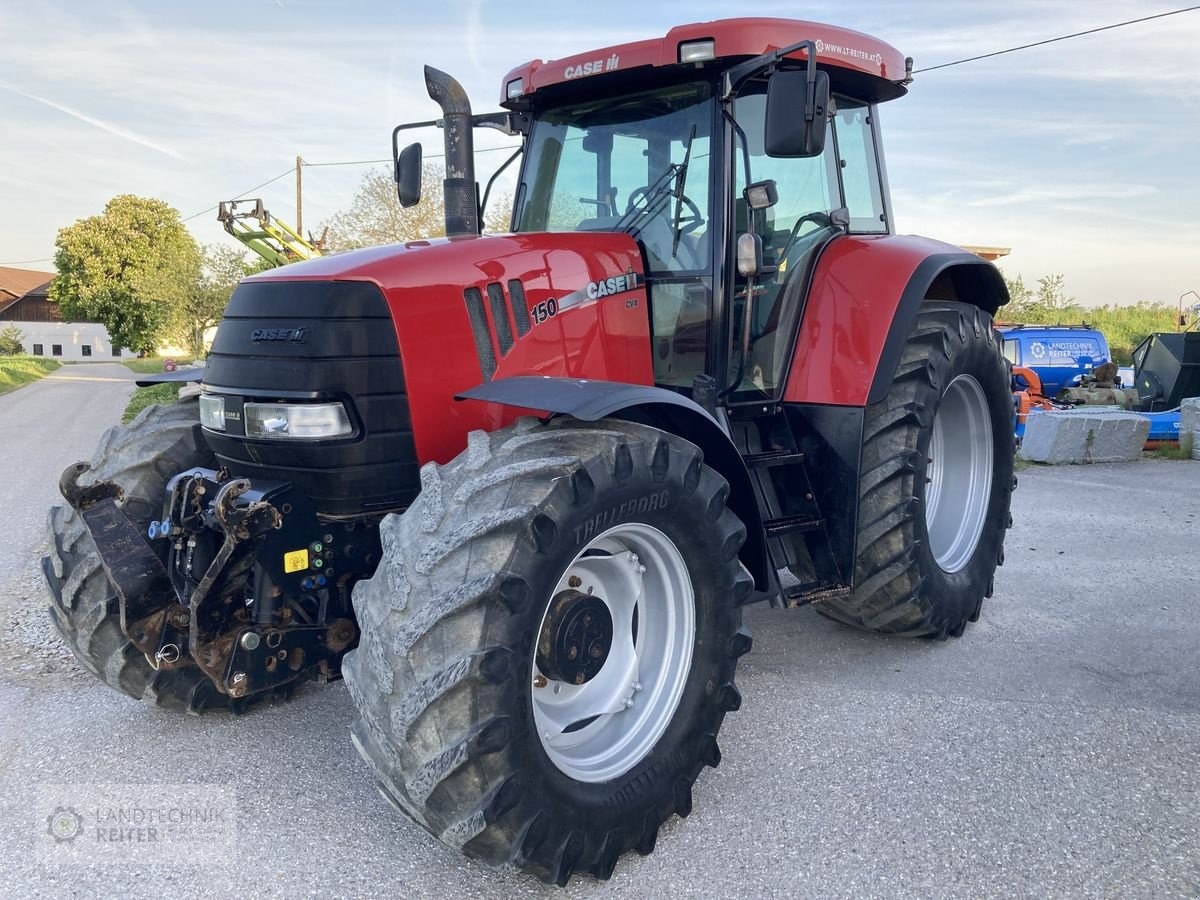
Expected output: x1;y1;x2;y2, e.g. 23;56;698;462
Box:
1;368;1196;898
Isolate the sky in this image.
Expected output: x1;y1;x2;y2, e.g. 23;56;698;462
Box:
0;0;1197;308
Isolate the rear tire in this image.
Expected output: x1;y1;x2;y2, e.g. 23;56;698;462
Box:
43;401;236;713
817;300;1014;637
343;418;752;884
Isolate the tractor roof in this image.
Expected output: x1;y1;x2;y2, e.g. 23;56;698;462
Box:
500;18;910;107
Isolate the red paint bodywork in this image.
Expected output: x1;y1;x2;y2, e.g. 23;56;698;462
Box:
246;233;652;465
501;18;907;104
784;234;967;406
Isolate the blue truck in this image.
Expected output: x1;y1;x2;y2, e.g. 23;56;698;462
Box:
999;325;1112;397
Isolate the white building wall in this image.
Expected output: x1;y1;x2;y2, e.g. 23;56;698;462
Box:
6;321;135;360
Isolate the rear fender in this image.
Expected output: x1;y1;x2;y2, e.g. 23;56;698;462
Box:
457;377;770;591
784;235;1008;406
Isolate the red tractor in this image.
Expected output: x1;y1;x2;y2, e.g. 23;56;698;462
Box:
45;18;1013;884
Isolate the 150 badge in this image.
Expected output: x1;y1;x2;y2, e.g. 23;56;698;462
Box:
530;298;558;324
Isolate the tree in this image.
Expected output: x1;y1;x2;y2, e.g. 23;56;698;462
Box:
1035;274;1078;318
0;325;24;356
51;195;201;354
1000;272;1034;321
999;270;1178;364
164;245;270;358
324;164;512;250
999;271;1082;325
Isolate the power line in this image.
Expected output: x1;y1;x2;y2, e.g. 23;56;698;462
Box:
180;7;1200;214
0;256;53;266
300;157;390;168
916;4;1200;73
300;144;520;168
185;144;520;223
182;166;294;222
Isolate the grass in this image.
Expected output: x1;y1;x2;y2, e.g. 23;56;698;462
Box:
1149;432;1195;461
122;357;173;375
0;355;61;394
123;382;182;423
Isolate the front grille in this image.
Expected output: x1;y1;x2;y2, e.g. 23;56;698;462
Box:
202;279;418;518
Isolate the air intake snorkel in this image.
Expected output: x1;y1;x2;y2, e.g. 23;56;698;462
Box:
391;68;528;236
422;66;481;237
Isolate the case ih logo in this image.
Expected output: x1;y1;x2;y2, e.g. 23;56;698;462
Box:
251;327;309;344
564;53;620;79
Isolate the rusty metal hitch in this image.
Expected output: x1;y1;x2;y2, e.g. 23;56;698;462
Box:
186;478;281;611
60;459;365;700
59;461;124;511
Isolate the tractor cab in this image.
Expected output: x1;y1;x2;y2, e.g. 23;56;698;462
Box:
396;18;909;404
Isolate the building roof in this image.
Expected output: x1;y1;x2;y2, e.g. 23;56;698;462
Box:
962;245;1011;262
0;266;53;301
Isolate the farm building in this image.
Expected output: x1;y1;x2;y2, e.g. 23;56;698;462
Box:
0;266;133;359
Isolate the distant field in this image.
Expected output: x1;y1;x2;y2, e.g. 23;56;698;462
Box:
0;356;60;394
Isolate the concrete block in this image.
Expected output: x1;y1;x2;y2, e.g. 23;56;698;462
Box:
1180;398;1200;434
1019;409;1150;464
1180;399;1200;459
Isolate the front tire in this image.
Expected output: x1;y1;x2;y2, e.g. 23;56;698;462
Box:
818;300;1014;637
343;418;752;884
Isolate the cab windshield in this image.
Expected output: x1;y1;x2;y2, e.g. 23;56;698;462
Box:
515;81;714;275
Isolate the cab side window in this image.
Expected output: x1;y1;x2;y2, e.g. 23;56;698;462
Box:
833;101;887;233
730;87;839;395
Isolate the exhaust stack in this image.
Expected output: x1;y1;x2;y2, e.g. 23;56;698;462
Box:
424;66;480;237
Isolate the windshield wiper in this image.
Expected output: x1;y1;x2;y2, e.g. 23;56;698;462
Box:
670;124;697;258
614;164;679;233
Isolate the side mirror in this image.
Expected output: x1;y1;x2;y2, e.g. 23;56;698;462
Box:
765;69;830;158
396;142;422;208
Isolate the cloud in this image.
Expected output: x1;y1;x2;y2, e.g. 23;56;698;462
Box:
0;0;1196;308
0;80;188;161
966;183;1156;208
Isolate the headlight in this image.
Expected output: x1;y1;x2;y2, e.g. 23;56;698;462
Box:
244;402;352;440
198;394;226;431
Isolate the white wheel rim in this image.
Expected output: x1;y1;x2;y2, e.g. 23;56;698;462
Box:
531;522;695;783
925;374;994;573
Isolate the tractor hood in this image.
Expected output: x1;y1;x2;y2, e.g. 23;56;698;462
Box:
220;231;654;471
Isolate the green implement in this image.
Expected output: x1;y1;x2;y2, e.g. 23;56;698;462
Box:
217;199;325;268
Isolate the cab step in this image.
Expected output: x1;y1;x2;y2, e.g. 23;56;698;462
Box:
763;514;824;539
783;582;851;608
743;449;806;469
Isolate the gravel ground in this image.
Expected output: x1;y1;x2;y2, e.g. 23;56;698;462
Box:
1;368;1197;898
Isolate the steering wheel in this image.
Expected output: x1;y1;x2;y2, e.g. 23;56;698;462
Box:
626;187;704;236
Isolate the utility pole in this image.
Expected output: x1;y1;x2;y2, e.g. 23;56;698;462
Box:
295;155;304;237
